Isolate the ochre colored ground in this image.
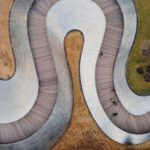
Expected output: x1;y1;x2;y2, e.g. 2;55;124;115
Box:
127;0;150;95
0;0;15;80
1;0;150;150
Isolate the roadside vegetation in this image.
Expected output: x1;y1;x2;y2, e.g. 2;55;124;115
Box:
126;0;150;95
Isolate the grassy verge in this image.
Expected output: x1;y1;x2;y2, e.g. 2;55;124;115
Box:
126;0;150;95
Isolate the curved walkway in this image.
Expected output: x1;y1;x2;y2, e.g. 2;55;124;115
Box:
81;0;150;145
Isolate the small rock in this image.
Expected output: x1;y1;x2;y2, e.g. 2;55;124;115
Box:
144;74;150;82
142;49;150;57
146;66;150;73
112;112;118;117
111;98;117;105
136;67;144;74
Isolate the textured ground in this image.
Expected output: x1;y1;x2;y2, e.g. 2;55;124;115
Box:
0;0;150;150
0;0;15;80
127;0;150;95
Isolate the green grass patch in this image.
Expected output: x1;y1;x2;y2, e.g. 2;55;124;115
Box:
126;0;150;95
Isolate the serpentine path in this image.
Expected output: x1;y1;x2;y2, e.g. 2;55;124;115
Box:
0;0;150;150
80;0;150;144
96;0;150;134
